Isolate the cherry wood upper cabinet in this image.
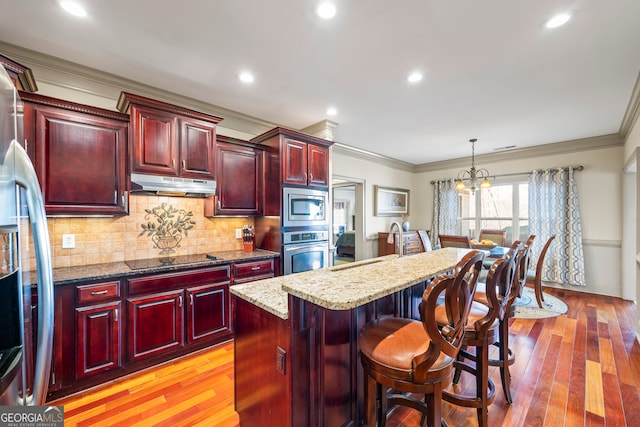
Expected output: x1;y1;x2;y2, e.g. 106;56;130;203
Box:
0;53;38;92
180;118;217;178
117;92;222;179
307;142;330;187
20;93;129;216
252;127;332;189
210;136;264;216
282;138;329;187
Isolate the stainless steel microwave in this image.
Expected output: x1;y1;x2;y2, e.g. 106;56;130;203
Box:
282;187;328;227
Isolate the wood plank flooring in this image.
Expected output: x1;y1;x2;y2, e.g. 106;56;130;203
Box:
51;287;640;426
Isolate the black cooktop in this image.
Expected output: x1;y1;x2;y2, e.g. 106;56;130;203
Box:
124;254;221;270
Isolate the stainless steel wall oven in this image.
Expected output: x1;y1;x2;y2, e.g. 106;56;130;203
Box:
282;230;329;275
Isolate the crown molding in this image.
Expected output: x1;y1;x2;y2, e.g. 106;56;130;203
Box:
331;142;416;172
301;120;339;141
0;41;278;137
413;133;624;173
620;70;640;139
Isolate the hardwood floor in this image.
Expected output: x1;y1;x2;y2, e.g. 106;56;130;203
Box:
52;287;640;426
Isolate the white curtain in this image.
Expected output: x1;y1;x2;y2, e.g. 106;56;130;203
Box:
430;179;458;248
528;167;586;286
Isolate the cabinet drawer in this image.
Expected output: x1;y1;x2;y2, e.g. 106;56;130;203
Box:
234;259;274;280
76;281;121;305
128;266;230;296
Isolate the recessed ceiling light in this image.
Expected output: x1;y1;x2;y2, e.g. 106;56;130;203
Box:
59;1;87;17
316;2;337;20
407;72;423;83
326;107;337;116
545;13;571;29
238;71;255;84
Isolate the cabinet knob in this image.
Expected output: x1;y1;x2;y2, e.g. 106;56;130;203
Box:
90;290;108;296
182;160;186;170
309;173;313;181
251;266;260;271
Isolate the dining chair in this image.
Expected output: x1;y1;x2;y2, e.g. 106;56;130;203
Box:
438;234;471;248
417;229;433;252
441;244;518;427
527;235;556;308
478;229;507;246
358;250;484;427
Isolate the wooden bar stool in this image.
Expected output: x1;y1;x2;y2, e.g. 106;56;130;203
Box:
441;245;518;426
358;251;484;427
472;236;532;406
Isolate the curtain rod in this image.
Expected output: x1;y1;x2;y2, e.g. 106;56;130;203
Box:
430;165;584;185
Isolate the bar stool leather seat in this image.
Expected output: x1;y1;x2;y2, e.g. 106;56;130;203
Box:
358;251;484;427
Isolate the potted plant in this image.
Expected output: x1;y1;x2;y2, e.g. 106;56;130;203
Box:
139;202;195;255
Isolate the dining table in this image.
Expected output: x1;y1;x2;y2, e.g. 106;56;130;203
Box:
470;244;510;268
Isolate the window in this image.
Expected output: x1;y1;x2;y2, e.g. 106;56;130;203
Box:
457;181;528;244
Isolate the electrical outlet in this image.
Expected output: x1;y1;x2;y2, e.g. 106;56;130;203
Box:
236;229;243;239
62;234;75;249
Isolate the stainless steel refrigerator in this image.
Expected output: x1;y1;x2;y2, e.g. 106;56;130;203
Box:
0;62;54;405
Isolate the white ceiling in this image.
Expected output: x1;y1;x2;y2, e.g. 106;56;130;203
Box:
1;0;640;165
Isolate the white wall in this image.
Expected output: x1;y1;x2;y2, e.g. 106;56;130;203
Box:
332;153;413;259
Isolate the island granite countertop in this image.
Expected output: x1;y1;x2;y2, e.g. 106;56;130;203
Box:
230;247;472;320
24;249;280;287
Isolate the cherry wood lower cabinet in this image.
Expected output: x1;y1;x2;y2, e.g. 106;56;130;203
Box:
233;284;426;426
48;265;233;400
74;280;122;380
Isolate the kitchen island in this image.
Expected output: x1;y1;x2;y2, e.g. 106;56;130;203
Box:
231;247;471;427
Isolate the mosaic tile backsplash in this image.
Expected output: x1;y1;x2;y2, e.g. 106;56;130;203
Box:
21;195;254;270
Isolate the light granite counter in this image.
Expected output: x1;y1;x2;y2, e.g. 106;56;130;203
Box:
230;247;471;319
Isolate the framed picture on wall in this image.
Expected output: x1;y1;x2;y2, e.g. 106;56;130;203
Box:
374;185;410;216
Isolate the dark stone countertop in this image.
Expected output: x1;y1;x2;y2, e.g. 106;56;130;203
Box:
24;249;279;286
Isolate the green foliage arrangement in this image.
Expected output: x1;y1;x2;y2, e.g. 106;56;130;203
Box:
139;203;195;239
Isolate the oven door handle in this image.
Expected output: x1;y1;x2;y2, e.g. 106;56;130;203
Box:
285;243;327;252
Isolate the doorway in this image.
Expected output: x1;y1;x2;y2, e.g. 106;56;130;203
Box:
332;176;365;264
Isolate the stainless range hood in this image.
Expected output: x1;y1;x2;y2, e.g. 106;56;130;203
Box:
130;173;216;197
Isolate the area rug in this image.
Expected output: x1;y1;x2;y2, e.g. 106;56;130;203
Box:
513;287;568;319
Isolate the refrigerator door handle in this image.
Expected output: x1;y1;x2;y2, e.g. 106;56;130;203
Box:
11;141;54;406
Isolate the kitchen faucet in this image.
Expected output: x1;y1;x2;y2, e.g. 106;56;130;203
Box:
387;221;403;257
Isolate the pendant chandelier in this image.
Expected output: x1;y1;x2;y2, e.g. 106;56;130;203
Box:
455;138;491;193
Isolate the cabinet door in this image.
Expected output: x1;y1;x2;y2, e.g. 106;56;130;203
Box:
130;105;179;176
126;289;184;362
307;143;329;187
179;118;217;179
185;283;231;345
75;301;122;379
29;106;128;215
282;138;308;185
216;142;262;215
